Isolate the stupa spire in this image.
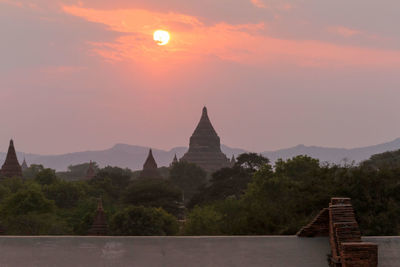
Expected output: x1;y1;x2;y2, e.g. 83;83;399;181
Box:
170;154;178;167
88;198;108;236
139;149;162;179
181;107;231;173
1;139;22;178
21;157;29;171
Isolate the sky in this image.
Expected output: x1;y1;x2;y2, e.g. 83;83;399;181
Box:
1;0;400;154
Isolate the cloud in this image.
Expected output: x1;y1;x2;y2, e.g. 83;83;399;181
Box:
329;26;362;37
63;5;400;70
250;0;267;9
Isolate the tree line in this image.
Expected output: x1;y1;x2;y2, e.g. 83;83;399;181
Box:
0;151;399;236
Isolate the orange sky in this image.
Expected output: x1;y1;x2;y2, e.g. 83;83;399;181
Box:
1;0;400;154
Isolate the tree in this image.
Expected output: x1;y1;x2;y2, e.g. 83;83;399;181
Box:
43;180;83;209
22;164;44;180
110;206;178;236
0;186;71;235
35;168;58;185
189;155;272;208
57;162;100;181
184;205;223;235
90;166;132;201
235;153;270;172
189;167;252;208
123;179;182;217
169;161;207;203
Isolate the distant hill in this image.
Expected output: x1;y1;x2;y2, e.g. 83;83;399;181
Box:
2;138;400;171
0;144;246;171
262;138;400;164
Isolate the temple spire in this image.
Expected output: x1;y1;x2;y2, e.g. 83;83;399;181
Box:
181;107;231;173
170;154;178;167
88;198;108;236
1;139;22;178
139;149;162;179
21;157;29;171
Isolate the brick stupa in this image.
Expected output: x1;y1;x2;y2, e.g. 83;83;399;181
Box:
180;107;231;173
1;140;22;178
139;149;162;179
88;198;108;236
21;158;29;171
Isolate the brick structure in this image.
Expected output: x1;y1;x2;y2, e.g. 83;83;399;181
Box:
139;149;162;179
88;198;108;236
21;158;29;171
297;208;329;237
1;139;22;178
297;197;378;267
181;107;231;173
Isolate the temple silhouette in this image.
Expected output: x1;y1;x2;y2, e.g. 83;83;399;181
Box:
88;198;108;236
1;139;22;178
139;149;162;179
181;107;231;173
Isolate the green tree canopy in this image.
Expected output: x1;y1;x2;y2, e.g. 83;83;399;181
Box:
123;179;182;217
110;206;178;236
169;161;207;203
35;168;58;185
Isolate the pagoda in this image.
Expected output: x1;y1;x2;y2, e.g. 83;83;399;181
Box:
1;139;22;178
88;198;108;236
180;107;231;173
170;154;178;167
21;158;29;171
139;149;162;179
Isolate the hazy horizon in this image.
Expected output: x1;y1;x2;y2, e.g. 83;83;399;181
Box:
1;0;400;154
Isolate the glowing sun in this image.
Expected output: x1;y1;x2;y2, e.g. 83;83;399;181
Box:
153;30;170;46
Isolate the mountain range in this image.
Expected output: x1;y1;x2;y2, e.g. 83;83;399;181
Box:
2;138;400;171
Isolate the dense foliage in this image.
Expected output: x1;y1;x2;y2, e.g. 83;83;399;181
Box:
0;151;400;236
185;155;400;236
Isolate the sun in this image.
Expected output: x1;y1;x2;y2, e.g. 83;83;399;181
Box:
153;30;170;46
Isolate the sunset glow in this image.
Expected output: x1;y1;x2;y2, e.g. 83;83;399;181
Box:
153;30;170;46
0;0;400;155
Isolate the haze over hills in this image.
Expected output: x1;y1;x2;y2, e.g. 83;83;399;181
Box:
1;138;400;171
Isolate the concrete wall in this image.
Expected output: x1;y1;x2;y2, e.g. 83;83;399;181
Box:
363;237;400;267
0;236;330;267
0;236;398;267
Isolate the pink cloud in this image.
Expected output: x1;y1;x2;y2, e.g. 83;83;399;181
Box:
0;0;23;7
329;26;362;37
250;0;267;9
62;5;400;71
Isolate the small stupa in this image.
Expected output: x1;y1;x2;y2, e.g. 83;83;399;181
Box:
139;149;162;179
88;198;108;236
170;154;178;167
180;107;231;173
21;158;29;171
1;139;22;178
